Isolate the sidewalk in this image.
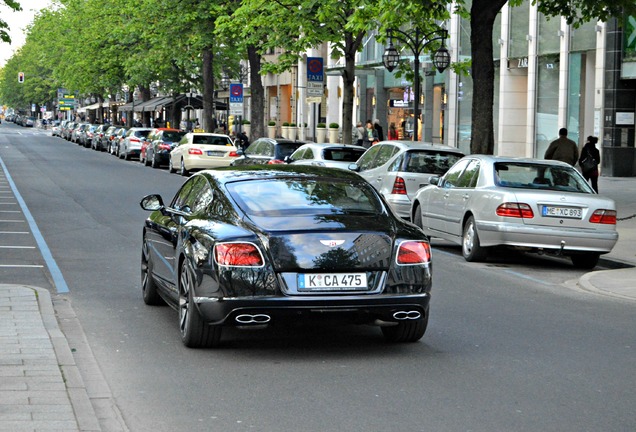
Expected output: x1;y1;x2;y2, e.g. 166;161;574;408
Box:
0;286;127;432
0;178;634;431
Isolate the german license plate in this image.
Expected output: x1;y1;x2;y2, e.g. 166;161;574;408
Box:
542;206;582;219
207;151;225;157
297;273;368;291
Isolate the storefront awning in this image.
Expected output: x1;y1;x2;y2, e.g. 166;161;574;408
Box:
77;102;104;113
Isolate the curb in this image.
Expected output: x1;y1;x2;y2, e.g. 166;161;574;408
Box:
34;286;129;432
31;285;102;431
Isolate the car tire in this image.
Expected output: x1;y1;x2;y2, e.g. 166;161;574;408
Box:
179;259;222;348
151;152;159;168
168;157;176;173
381;308;428;343
141;239;164;306
462;215;487;262
571;253;600;269
180;160;189;176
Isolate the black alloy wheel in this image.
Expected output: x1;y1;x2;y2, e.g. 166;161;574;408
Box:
141;238;164;306
178;259;222;348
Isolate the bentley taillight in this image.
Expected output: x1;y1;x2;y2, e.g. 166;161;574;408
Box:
397;241;431;265
496;203;534;218
214;242;264;267
589;209;616;224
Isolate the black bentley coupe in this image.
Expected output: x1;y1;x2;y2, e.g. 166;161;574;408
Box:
140;165;433;348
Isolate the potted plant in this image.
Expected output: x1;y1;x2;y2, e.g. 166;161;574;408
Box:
282;122;290;138
267;121;277;138
316;123;327;143
289;122;297;140
328;123;339;143
241;119;251;137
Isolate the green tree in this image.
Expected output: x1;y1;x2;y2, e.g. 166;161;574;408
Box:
0;0;21;43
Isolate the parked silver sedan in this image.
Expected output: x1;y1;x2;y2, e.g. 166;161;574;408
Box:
410;155;618;268
287;143;366;169
348;141;465;219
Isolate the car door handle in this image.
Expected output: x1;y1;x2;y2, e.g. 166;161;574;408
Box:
463;194;470;200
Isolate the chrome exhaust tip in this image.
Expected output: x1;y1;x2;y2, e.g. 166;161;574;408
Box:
393;311;422;320
235;314;271;324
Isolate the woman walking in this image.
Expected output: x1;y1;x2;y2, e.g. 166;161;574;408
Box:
579;136;600;193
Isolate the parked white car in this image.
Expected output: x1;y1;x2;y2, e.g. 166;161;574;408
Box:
169;133;238;176
411;155;618;268
286;143;366;169
119;127;153;160
348;141;465;220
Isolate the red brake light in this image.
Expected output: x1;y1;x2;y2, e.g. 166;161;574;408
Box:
228;151;239;157
159;144;171;151
130;138;140;142
268;159;285;164
391;177;407;195
397;241;431;265
496;203;534;218
214;243;264;266
188;148;203;155
589;209;617;224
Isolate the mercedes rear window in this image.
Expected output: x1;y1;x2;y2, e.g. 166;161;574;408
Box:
494;162;593;193
404;150;463;175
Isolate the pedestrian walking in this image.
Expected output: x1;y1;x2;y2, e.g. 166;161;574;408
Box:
579;135;600;193
388;122;399;140
373;118;384;142
544;127;578;166
355;122;365;146
362;120;378;148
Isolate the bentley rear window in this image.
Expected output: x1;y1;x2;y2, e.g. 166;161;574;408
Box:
227;179;383;217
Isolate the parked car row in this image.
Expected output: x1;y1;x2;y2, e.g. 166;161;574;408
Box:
5;113;36;127
53;121;239;173
52;124;617;269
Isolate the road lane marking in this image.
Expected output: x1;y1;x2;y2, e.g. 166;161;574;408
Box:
0;156;70;293
0;231;29;234
0;245;37;249
0;264;45;268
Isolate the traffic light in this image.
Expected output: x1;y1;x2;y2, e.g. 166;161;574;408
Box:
18;72;25;83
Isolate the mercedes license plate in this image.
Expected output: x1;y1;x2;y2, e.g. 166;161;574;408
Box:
207;151;225;157
297;273;368;291
542;206;582;219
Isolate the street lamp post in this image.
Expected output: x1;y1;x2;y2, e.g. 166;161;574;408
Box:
383;28;450;142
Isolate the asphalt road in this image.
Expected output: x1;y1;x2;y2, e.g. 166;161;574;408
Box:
1;122;635;432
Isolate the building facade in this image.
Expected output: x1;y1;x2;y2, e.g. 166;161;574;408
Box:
292;1;636;176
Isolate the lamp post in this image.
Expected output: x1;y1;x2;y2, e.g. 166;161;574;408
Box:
383;28;450;142
220;73;230;133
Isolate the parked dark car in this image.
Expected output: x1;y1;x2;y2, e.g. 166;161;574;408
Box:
230;138;309;166
142;128;186;168
140;165;433;348
91;124;110;150
109;127;130;156
79;124;100;148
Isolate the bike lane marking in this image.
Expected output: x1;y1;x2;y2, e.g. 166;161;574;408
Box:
0;155;69;293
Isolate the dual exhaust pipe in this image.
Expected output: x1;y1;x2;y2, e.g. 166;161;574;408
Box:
235;314;271;325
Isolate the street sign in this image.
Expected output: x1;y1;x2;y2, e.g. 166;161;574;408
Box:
229;83;244;116
307;58;324;97
307;57;324;82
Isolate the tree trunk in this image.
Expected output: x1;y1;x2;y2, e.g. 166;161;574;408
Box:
247;45;264;140
470;0;506;155
139;85;152;127
202;47;215;132
341;32;361;145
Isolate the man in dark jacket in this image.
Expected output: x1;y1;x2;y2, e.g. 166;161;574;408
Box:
373;119;384;142
544;128;578;166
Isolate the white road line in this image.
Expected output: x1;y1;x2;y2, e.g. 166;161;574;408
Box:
0;219;25;222
0;264;45;268
0;245;36;249
0;231;29;234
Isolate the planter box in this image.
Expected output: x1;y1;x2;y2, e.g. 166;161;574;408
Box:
268;125;277;139
329;128;339;143
316;127;327;143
